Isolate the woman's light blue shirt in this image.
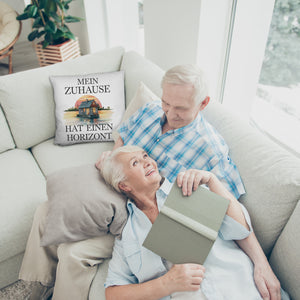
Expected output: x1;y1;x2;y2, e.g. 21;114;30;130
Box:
104;180;288;300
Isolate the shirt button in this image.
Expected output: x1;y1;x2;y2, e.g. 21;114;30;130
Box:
157;138;160;142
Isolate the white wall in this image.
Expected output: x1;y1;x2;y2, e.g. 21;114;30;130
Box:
143;0;202;71
106;0;140;51
143;0;233;103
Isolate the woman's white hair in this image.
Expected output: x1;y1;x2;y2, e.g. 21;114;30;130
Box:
100;145;144;193
161;64;209;105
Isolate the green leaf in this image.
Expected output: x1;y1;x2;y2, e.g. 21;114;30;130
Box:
44;32;52;43
28;5;38;18
28;30;39;41
45;21;57;33
38;0;47;9
49;11;61;23
64;31;75;40
53;0;64;10
64;16;82;23
16;12;29;21
32;17;43;28
42;40;50;48
45;0;58;14
37;30;46;38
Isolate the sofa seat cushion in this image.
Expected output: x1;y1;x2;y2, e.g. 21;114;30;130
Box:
31;139;113;176
0;47;125;150
89;258;111;300
203;101;300;255
0;105;14;153
0;149;47;262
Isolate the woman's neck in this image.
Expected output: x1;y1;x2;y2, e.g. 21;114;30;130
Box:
130;185;160;223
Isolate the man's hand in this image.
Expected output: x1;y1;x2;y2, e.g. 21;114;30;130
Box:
161;264;205;294
176;169;213;196
95;151;112;170
254;263;281;300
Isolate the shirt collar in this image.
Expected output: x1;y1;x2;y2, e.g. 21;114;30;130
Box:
126;178;173;213
160;112;202;135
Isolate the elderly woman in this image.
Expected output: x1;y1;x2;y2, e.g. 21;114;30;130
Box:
100;145;288;300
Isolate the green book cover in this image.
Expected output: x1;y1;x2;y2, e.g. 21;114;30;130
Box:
143;184;230;264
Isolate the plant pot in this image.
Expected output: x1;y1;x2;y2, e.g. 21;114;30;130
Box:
34;37;80;67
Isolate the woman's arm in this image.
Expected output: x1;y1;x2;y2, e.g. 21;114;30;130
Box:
106;263;205;300
95;136;124;170
177;169;281;300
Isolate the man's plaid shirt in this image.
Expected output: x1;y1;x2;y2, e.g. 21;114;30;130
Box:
118;101;245;199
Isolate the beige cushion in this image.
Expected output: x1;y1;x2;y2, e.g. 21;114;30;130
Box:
0;2;20;50
41;164;128;246
32;138;114;176
0;149;47;262
0;47;125;149
203;101;300;256
0;105;14;153
112;81;160;141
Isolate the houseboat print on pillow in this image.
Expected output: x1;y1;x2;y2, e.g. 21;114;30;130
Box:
50;71;125;145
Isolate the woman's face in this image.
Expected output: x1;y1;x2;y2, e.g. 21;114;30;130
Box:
117;150;162;193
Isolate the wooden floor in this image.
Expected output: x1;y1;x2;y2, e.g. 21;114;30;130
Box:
0;41;40;76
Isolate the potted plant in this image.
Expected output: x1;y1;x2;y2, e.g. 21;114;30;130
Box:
17;0;82;66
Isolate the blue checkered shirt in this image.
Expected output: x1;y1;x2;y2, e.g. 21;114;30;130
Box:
118;101;245;199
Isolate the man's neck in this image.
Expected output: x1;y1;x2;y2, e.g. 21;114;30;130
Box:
162;121;174;134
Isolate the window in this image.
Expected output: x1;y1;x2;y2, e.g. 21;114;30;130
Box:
250;0;300;156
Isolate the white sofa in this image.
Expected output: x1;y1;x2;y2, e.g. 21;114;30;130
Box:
0;47;299;300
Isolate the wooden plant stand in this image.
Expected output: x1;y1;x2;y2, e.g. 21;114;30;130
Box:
34;37;80;67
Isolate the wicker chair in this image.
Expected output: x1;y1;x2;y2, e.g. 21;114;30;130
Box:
0;2;22;74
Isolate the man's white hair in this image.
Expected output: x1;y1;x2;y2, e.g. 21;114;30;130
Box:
161;64;209;105
100;145;144;193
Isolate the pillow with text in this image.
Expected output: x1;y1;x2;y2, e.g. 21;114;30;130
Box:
50;71;125;145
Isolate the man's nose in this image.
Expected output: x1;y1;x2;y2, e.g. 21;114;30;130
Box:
166;107;176;117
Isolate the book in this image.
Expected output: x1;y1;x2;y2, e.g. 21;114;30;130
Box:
142;184;230;264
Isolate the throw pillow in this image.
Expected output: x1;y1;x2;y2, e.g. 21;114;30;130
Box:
41;164;128;246
112;81;161;141
50;71;125;146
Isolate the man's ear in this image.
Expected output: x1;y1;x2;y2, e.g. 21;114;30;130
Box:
199;96;210;111
118;182;131;193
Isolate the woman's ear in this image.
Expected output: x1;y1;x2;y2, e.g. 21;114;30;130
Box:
118;182;131;193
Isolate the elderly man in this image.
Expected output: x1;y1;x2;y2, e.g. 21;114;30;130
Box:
20;65;280;300
100;145;288;300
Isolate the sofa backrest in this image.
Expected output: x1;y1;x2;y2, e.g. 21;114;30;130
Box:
0;47;125;150
0;105;15;153
202;101;300;256
120;51;164;106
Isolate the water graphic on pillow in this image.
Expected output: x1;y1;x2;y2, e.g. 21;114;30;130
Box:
50;71;125;145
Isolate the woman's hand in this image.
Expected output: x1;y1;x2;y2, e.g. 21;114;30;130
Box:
160;264;205;294
254;263;281;300
95;150;112;170
176;169;214;196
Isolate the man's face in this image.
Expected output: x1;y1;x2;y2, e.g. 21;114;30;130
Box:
117;150;162;193
161;83;201;129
